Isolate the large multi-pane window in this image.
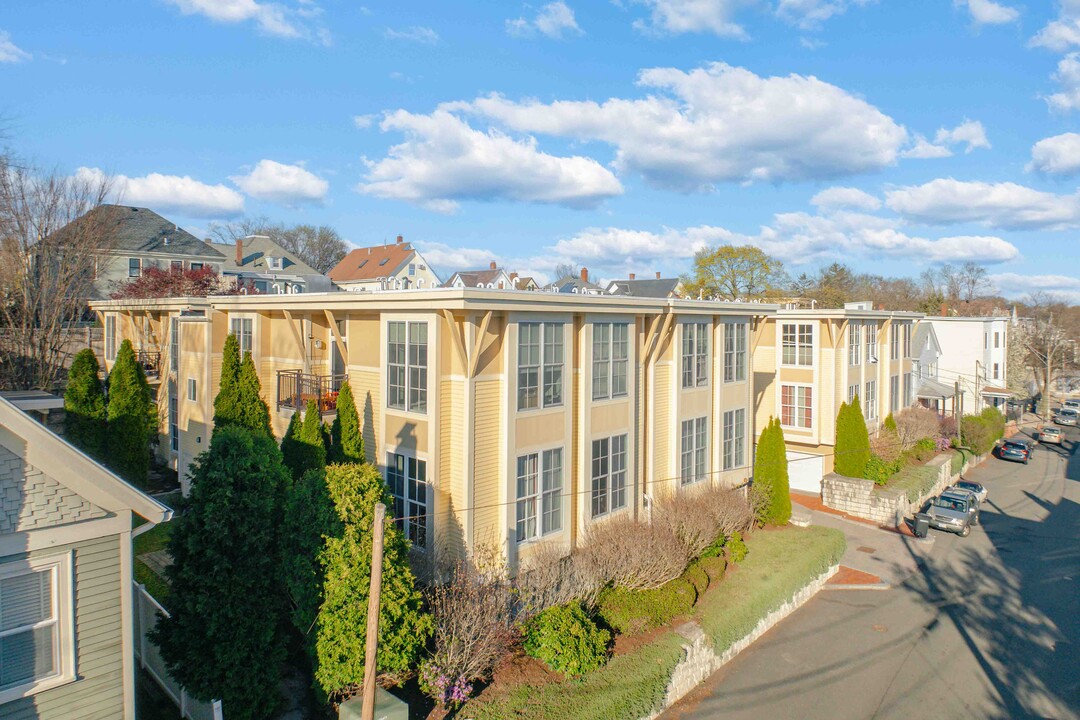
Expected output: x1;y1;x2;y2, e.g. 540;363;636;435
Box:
848;384;860;404
890;324;900;360
903;323;912;358
516;448;563;542
169;381;179;453
781;385;813;429
518;322;563;410
993;362;1000;380
387;321;428;413
890;375;900;413
592;323;629;400
781;323;813;366
903;372;913;406
170;317;179;373
680;417;708;485
105;314;116;361
229;317;253;358
865;380;877;421
386;453;428;548
864;321;876;363
681;322;709;388
723;323;747;383
849;323;862;366
591;434;627;518
722;408;746;470
0;558;72;698
128;257;141;277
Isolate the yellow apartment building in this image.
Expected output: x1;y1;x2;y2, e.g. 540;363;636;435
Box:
91;290;774;566
753;302;922;493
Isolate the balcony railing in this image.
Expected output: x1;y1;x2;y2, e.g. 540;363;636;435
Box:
276;370;347;414
137;350;161;378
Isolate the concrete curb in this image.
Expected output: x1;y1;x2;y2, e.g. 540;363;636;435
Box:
822;582;891;591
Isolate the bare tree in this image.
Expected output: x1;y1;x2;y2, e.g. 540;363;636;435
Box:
1017;292;1078;414
207;217;348;274
0;153;112;390
957;262;991;302
552;262;580;281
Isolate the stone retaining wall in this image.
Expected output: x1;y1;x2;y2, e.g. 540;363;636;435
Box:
642;564;839;720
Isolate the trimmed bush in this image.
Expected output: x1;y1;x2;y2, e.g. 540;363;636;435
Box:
835;399;871;479
727;531;748;563
753;417;791;525
524;604;610;677
596;578;696;635
106;340;153;486
865;454;904;485
235;353;272;438
282;468;338;647
329;380;365;464
212;333;241;431
886;464;940;503
698;555;728;586
961;414;996;455
909;437;937;463
883;413;897;432
64;348;106;460
683;561;710;597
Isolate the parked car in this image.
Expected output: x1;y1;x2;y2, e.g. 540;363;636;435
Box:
953;480;987;504
998;439;1032;464
926;490;980;537
1064;399;1080;411
1041;426;1063;445
1055;407;1078;426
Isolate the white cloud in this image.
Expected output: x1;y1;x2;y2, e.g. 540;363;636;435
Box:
990;272;1080;304
1045;53;1080;111
166;0;327;42
230;159;328;205
631;0;751;39
384;26;439;44
810;186;881;211
353;114;375;129
956;0;1019;25
901;134;953;159
1027;132;1080;175
76;167;245;218
776;0;874;31
934;119;991;152
453;62;908;188
357;110;623;212
1031;1;1080;51
885;178;1080;230
800;36;827;49
507;2;583;39
0;30;31;63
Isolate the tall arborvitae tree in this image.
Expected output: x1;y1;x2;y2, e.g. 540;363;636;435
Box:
330;381;365;464
235;352;272;438
835;398;871;478
153;427;290;720
315;463;432;700
64;348;106;460
299;398;326;467
280;411;304;479
283;468;338;648
212;333;241;431
754;418;792;525
106;339;153;486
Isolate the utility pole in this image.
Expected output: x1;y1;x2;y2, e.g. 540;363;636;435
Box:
361;503;386;720
955;380;962;447
1045;312;1054;418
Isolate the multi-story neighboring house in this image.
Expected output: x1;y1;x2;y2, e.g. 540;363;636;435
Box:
57;204;226;299
606;272;684;299
753;301;921;493
208;235;334;294
910;321;958;416
442;262;524;290
90;290;772;567
924;316;1010;413
0;394;171;719
327;236;441;291
544;268;605;295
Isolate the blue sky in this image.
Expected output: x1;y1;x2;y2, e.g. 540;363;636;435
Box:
3;0;1079;301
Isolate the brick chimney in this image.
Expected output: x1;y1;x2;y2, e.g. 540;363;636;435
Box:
396;235;403;244
580;267;588;282
236;238;243;266
629;273;636;280
940;303;947;316
655;271;661;280
490;261;497;270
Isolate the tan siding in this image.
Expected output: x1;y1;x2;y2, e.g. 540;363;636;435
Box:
653;363;670;490
438;378;465;556
472;380;503;547
350;369;381;464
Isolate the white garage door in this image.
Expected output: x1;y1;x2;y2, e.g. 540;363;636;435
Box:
787;451;824;494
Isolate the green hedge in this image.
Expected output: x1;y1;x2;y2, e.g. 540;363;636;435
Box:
597;578;697;635
696;527;846;656
882;464;940;503
524;604;610;677
951;448;974;475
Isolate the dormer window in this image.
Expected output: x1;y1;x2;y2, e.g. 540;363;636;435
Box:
266;256;284;270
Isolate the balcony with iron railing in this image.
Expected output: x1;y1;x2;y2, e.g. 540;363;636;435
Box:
276;369;347;414
137;349;162;379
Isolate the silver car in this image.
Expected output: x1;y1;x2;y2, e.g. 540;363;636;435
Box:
926;490;980;537
953;480;987;504
1055;408;1078;426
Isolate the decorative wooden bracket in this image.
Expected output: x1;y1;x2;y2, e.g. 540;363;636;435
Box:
441;309;468;372
282;309;309;372
469;311;494;378
324;309;348;370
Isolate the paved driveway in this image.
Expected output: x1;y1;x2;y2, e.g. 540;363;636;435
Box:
663;427;1080;720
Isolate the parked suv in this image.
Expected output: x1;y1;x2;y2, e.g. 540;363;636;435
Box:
1041;426;1063;445
1064;399;1080;411
926;490;980;537
998;439;1032;464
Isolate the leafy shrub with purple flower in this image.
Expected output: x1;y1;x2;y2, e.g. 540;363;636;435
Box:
419;660;474;709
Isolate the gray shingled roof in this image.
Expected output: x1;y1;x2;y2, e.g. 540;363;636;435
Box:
544;275;604;294
606;278;682;298
62;204;225;259
208;236;320;276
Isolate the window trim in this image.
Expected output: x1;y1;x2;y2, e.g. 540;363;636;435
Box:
386;320;429;414
864;321;876;363
848;322;862;366
187;378;197;402
722;408;746;470
590;434;628;519
680;321;710;389
127;257;141;278
890;324;900;361
385;451;430;550
723;322;747;383
518;321;564;411
592;322;629;401
679;417;708;485
515;446;564;543
864;379;877;421
890;375;900;414
104;314;116;361
0;552;76;705
228;314;255;360
780;323;814;367
780;383;813;430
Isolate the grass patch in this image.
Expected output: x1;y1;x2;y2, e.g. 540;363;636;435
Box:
134;521;175;609
951;448;974;475
468;631;686;720
696;526;845;656
880;464;940;504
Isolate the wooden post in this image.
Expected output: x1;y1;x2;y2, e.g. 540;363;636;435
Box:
361;502;386;720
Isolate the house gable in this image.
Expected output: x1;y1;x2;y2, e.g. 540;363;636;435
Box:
0;445;107;533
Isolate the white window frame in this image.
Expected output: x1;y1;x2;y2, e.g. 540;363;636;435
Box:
994;332;1000;349
229;315;254;359
516;447;564;543
127;257;141;278
993;362;999;380
187;378;197;402
590;434;628;518
680;417;708;485
903;323;912;358
890;324;900;360
722;408;746;470
0;553;76;704
723;322;747;383
849;322;862;366
169;381;179;453
518;322;564;411
781;323;814;367
903;372;913;407
848;384;860;405
780;384;813;430
681;322;709;388
387;320;428;414
104;314;116;361
170;316;179;374
386;452;429;549
592;322;628;401
890;375;900;413
864;321;876;363
865;379;877;421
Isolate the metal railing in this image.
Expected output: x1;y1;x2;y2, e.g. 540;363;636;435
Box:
276;369;347;414
137;349;162;377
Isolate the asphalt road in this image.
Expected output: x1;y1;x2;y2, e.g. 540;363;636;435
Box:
663;426;1080;720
